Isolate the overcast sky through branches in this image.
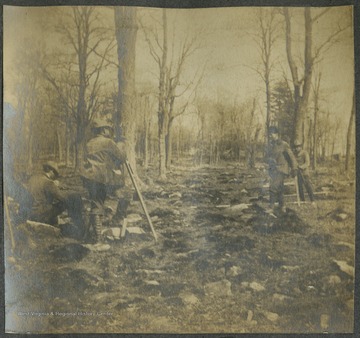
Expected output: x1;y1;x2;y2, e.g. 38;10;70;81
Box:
3;5;354;153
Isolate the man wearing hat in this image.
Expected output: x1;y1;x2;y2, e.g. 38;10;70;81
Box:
26;161;86;237
81;118;127;242
267;126;298;213
293;140;315;204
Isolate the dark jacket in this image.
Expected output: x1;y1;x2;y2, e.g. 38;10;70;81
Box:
268;139;298;175
81;135;127;186
27;173;66;218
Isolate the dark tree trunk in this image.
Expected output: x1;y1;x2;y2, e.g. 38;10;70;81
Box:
114;7;138;175
345;93;355;171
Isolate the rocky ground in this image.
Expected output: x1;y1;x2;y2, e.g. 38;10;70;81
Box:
5;161;355;334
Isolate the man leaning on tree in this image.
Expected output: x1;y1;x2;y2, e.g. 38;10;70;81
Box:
267;126;298;213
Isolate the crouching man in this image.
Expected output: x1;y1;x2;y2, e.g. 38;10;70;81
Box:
27;161;87;239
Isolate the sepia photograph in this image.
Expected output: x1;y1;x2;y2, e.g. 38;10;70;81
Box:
3;3;356;334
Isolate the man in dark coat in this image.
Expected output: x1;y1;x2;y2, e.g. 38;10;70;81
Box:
81;118;127;241
27;161;86;238
294;140;315;203
267;126;298;213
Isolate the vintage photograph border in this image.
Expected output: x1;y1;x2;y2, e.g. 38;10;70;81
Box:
1;0;359;337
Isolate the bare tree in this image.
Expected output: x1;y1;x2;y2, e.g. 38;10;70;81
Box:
41;7;114;171
114;7;138;175
311;70;322;170
251;8;280;141
141;9;202;178
345;92;355;172
283;7;350;144
14;42;48;171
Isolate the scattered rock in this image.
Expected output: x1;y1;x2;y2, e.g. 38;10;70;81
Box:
227;266;242;277
25;220;60;238
83;243;111;252
334;213;348;221
127;214;142;223
272;293;292;303
246;310;253;321
126;227;145;234
327;275;341;285
264;311;279;322
7;256;17;265
336;241;355;250
102;227;121;239
240;282;249;288
151;215;159;222
179;292;199;306
145;280;160;286
223;203;249;216
169;192;182;199
320;314;330;330
327;207;350;222
216;204;231;209
281;265;300;272
204;280;232;297
249;281;265;292
333;260;354;277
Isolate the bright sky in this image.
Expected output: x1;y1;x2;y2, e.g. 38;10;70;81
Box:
3;5;354;151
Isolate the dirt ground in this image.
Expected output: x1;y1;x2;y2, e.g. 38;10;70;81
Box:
5;161;355;334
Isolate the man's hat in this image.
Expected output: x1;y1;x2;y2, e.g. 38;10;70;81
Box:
92;118;113;130
43;161;60;177
268;126;279;134
294;140;302;147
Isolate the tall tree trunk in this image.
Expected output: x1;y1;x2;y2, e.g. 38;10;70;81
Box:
296;8;313;144
28;133;33;171
165;120;173;169
114;7;138;175
345;93;355;171
65;108;72;167
144;120;149;169
313;109;318;170
157;9;168;179
75;39;87;171
284;8;313;144
158;128;167;179
56;128;63;163
265;78;271;142
165;132;170;169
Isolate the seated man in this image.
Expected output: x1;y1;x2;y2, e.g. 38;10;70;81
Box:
27;161;86;239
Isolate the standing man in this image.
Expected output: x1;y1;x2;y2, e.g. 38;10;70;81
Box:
267;126;298;213
81;118;127;242
27;161;86;238
293;140;315;204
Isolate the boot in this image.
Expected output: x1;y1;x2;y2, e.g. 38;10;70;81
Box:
94;214;103;242
113;198;129;224
89;213;103;243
